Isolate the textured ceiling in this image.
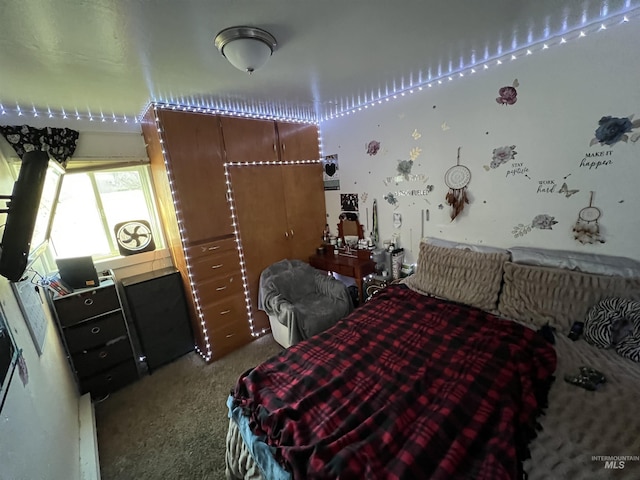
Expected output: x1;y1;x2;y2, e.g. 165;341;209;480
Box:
0;0;639;131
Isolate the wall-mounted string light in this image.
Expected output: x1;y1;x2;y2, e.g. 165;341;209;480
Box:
1;7;635;128
151;102;318;126
320;9;638;121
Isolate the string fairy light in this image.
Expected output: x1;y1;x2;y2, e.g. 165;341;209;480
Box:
150;104;215;361
1;7;636;125
320;8;639;121
145;101;323;358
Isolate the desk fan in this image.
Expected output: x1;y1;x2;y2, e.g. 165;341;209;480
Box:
114;220;156;256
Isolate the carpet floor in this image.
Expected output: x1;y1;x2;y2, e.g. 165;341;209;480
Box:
95;335;282;480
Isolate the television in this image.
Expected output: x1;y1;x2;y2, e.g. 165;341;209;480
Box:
0;151;65;282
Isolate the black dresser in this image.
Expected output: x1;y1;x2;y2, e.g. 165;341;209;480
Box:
120;267;194;372
50;275;138;398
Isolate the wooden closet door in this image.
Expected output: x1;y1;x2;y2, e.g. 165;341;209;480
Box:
277;123;320;162
282;163;327;260
220;117;279;162
158;110;233;243
229;165;290;332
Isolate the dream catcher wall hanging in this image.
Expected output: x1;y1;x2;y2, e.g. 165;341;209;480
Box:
444;147;471;221
572;191;605;244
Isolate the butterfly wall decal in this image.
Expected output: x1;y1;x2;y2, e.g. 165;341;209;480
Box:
559;182;579;197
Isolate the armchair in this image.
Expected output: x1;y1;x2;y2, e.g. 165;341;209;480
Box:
258;259;353;348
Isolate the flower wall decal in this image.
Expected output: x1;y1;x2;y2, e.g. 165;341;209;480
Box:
397;159;414;179
366;140;381;155
383;192;398;206
489;145;517;169
532;214;558;230
512;213;558;237
496;79;519;106
589;115;640;146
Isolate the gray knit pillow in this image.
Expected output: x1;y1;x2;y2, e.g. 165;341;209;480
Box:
498;262;640;333
404;242;509;311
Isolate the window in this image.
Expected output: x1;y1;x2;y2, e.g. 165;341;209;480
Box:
49;165;164;259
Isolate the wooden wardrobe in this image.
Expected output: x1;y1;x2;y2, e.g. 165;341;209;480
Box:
142;106;324;361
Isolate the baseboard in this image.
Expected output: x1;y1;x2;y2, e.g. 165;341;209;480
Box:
79;393;101;480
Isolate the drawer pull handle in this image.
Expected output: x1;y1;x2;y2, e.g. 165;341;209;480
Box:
99;351;108;359
211;264;223;269
226;333;235;338
216;286;227;291
207;245;220;251
220;309;231;315
84;298;94;306
91;326;101;334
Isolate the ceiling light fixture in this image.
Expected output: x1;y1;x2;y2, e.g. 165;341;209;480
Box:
214;26;277;74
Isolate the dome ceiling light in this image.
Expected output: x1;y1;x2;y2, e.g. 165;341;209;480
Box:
214;26;277;74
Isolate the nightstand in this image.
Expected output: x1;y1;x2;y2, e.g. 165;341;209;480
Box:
120;267;194;372
50;274;138;398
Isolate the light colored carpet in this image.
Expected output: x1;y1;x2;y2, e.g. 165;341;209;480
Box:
95;335;282;480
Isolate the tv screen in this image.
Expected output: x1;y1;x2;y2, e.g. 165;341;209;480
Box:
0;151;65;282
28;159;65;261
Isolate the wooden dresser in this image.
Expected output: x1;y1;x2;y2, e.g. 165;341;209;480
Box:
50;275;139;398
309;252;376;304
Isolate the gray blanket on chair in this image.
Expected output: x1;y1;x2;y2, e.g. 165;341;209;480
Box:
258;259;353;346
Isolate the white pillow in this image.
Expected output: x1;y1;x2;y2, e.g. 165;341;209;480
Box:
508;246;640;278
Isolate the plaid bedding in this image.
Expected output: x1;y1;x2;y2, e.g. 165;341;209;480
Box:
231;284;556;480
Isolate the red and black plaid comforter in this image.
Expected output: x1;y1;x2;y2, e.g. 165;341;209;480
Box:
232;284;556;480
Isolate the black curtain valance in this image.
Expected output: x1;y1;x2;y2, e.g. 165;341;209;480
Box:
0;125;79;165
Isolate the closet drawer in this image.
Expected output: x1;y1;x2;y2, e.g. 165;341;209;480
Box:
81;359;139;397
209;321;253;356
186;236;237;261
64;312;127;354
196;271;244;308
202;293;248;331
54;287;121;326
189;248;240;284
72;338;133;379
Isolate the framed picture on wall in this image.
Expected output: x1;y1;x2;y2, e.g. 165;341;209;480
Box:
322;154;340;191
11;279;48;356
340;193;359;212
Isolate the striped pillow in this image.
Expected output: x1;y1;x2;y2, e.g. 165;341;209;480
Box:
584;297;640;362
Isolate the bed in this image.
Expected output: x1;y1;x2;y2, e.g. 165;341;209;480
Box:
226;240;640;480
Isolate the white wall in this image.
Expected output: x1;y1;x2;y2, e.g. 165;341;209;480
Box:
0;160;81;480
0;131;172;480
320;23;640;263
